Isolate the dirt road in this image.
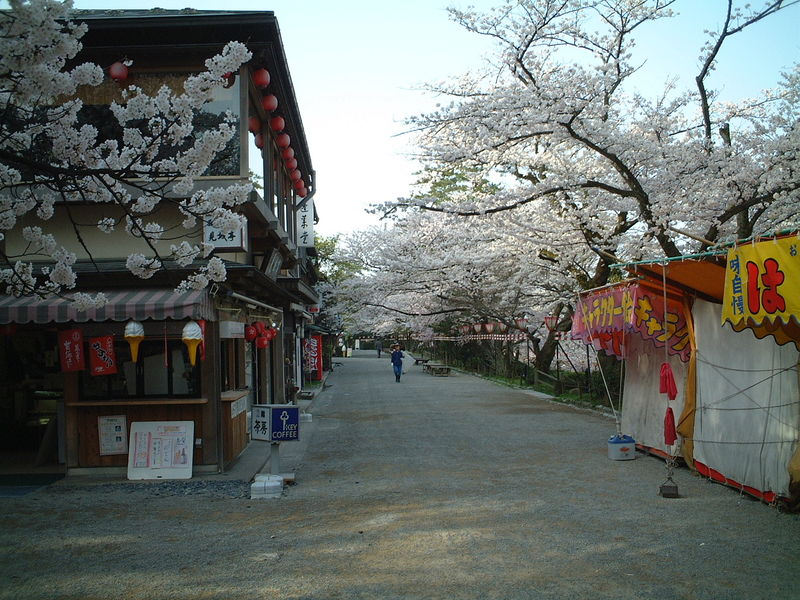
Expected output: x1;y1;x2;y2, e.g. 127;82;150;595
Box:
1;351;798;599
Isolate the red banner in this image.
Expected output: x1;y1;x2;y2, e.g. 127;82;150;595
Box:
58;328;85;372
89;335;118;376
303;335;323;381
572;283;690;362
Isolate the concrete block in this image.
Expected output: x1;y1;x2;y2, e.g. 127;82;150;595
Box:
250;475;283;499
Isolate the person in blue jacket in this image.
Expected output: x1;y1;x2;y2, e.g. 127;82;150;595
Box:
390;344;404;382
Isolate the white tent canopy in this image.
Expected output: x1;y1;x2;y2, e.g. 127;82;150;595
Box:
621;335;688;457
693;299;800;498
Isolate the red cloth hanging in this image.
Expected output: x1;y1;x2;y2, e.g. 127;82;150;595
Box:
659;362;678;400
664;407;677;446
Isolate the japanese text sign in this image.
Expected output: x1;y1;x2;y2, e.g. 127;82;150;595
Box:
251;404;300;442
58;328;85;372
722;237;800;328
572;283;690;362
296;199;314;248
89;335;118;376
203;222;248;253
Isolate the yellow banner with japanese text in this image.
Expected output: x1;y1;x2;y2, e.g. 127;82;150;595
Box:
722;236;800;330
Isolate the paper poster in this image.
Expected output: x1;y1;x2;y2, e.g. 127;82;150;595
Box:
98;415;127;455
127;421;194;480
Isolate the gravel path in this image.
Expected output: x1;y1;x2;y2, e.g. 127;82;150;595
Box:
1;350;798;599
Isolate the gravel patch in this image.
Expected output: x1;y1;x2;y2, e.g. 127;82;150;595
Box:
44;479;252;499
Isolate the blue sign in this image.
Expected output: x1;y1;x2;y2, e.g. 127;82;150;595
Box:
251;405;300;442
269;405;299;442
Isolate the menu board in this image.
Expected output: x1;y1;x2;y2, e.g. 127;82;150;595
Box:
127;421;194;480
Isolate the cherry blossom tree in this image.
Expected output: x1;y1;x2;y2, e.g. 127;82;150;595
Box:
0;0;252;306
400;0;798;264
334;185;595;371
342;0;798;372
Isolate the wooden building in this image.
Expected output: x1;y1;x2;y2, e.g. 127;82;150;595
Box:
0;9;320;475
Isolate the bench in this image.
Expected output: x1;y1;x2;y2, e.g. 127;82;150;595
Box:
414;358;430;366
430;366;451;376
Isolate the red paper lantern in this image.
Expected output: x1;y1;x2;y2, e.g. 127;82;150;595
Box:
248;116;261;133
261;94;278;112
270;116;285;132
222;72;235;88
293;178;305;190
276;133;291;148
284;157;298;170
254;321;267;334
253;68;270;89
109;61;128;81
255;336;270;349
264;327;277;341
254;133;264;149
244;325;258;342
297;187;307;198
281;147;294;160
290;169;302;181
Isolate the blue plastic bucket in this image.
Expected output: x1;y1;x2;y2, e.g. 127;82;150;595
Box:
608;434;636;460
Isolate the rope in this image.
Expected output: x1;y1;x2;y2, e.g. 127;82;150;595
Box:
574;293;621;433
694;356;798;374
700;401;800;411
661;263;678;485
682;438;798;445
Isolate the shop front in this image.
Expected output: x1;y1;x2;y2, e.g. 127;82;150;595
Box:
0;286;284;475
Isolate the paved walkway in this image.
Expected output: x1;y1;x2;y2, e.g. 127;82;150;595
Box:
262;350;799;598
1;349;798;600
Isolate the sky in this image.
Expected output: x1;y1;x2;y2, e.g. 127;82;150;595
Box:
15;0;800;236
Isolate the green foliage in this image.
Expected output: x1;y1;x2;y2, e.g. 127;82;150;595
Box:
411;163;501;204
314;234;360;284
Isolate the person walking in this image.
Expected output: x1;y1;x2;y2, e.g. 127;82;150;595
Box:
390;344;404;382
375;339;382;358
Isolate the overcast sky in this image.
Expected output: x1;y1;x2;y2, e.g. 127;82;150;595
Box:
19;1;800;236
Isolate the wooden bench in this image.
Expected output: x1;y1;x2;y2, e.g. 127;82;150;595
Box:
414;358;430;366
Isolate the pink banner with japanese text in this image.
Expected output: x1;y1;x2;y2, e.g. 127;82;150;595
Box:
572;283;690;362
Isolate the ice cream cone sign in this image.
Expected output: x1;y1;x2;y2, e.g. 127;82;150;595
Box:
182;320;203;366
124;320;145;363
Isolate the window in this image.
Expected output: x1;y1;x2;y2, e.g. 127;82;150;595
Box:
220;338;246;392
75;72;241;177
80;339;201;400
